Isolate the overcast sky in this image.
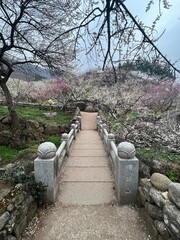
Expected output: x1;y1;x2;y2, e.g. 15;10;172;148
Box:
78;0;180;76
125;0;180;67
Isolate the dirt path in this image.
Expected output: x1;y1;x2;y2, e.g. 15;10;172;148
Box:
27;112;152;240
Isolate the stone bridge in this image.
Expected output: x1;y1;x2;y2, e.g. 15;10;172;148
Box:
31;111;152;240
32;111;180;240
35;111;139;205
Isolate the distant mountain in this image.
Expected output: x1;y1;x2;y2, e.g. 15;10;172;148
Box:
11;63;54;81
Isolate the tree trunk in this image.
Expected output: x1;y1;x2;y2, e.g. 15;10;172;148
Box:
0;81;19;131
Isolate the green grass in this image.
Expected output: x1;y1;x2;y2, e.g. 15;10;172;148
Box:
0;142;39;166
136;147;180;164
0;106;73;125
126;111;140;121
0;146;18;164
0;106;73;166
0;106;9;116
166;170;178;181
45;135;61;148
0;136;62;167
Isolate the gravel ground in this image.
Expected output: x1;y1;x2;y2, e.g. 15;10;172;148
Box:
24;203;152;240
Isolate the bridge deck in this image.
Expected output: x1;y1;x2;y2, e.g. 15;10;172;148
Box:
29;112;151;240
59;112;116;205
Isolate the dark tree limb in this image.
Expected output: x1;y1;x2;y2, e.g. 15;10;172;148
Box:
117;0;180;74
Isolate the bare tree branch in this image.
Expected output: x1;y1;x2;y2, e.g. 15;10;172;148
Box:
117;0;180;74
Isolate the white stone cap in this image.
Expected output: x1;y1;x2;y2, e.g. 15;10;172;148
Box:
37;142;57;159
117;141;135;159
61;133;69;140
108;133;115;139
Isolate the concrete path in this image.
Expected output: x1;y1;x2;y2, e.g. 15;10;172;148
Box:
27;112;152;240
59;114;115;205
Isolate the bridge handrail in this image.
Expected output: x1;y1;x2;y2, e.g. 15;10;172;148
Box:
110;140;118;170
96;115;139;205
34;116;81;203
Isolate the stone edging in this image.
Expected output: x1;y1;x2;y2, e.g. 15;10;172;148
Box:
138;173;180;240
0;182;37;240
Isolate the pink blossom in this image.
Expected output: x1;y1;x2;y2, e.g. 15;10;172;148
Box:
141;80;180;111
29;78;72;103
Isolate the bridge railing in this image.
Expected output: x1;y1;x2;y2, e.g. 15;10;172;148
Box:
34;116;81;203
97;115;139;205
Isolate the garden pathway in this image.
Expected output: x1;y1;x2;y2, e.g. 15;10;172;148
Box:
27;112;152;240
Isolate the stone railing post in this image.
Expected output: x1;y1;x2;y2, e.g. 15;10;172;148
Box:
96;116;101;129
116;141;139;204
102;123;107;132
75;120;80;132
98;120;103;136
77;116;81;130
71;123;76;140
107;133;115;156
61;133;69;157
102;123;108;145
34;142;58;203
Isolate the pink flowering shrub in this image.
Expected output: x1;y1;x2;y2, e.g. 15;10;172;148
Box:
45;79;71;100
141;80;180;112
30;78;72;104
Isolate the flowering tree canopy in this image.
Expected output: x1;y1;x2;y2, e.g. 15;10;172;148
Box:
141;80;180;112
0;0;80;123
30;79;72;106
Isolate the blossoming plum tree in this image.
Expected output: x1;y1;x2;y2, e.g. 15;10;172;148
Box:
141;80;180;113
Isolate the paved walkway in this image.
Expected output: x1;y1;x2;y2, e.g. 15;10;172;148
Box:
28;112;152;240
59;112;115;205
